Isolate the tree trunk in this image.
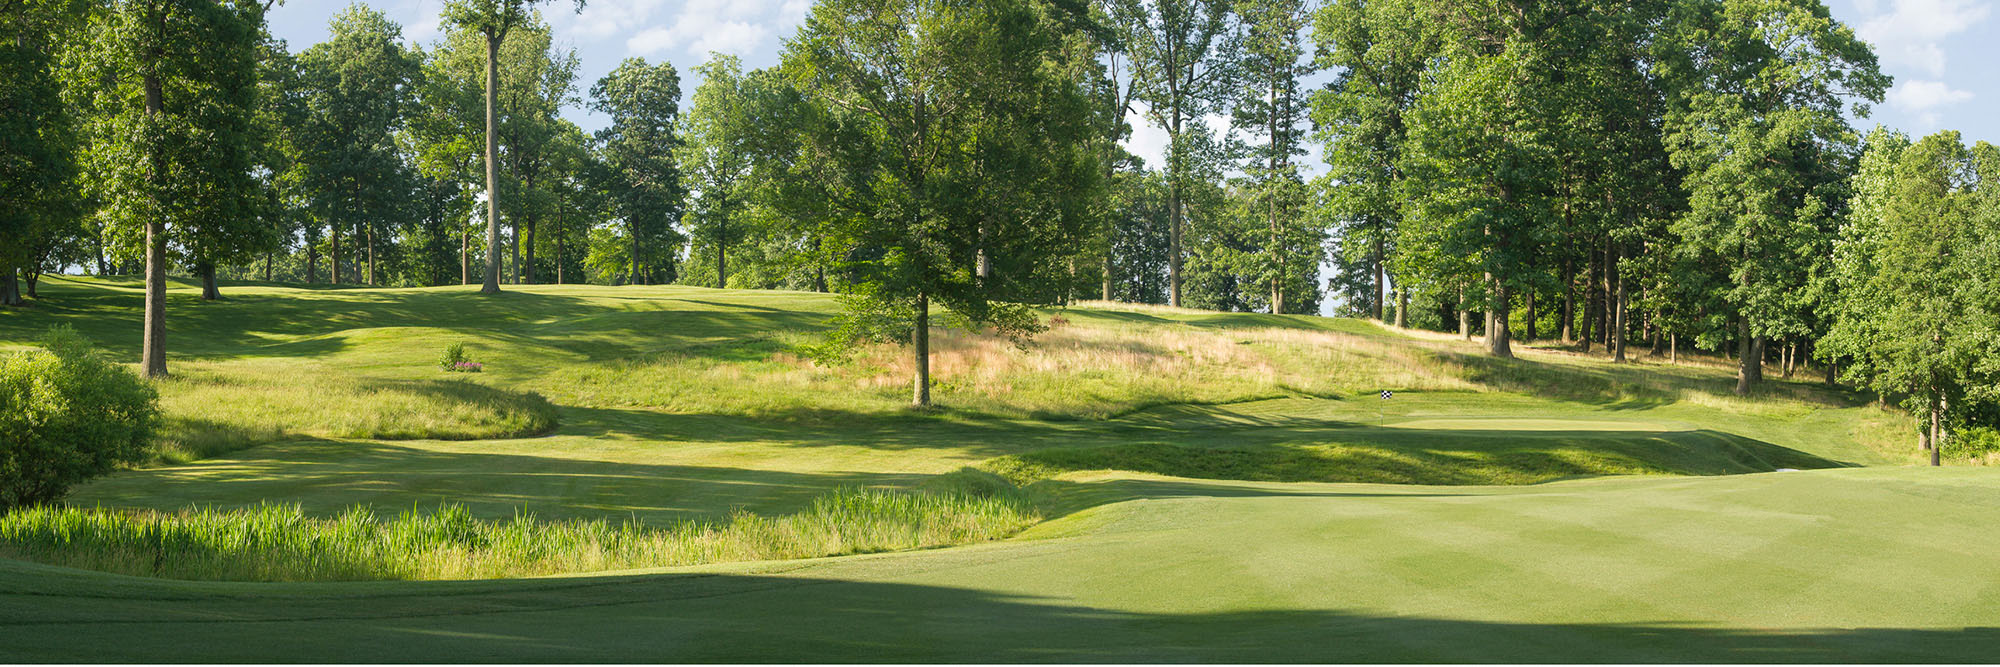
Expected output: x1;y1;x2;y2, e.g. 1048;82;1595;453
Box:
198;262;220;301
717;225;728;289
1580;253;1595;352
630;219;644;285
912;293;931;407
1372;235;1386;320
1928;395;1943;466
1457;285;1469;339
556;230;565;285
1168;189;1183;308
1735;319;1761;396
461;221;470;285
142;217;169;379
1612;247;1627;363
1;266;21;307
1487;279;1512;358
1560;255;1574;344
479;31;503;295
523;211;537;285
142;69;168;379
1395;284;1408;328
1101;251;1113;301
365;220;377;286
330;219;341;285
262;252;273;282
1524;290;1536;342
1166;98;1184;308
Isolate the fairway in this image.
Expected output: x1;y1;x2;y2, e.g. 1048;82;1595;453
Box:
0;279;1972;662
6;468;1999;662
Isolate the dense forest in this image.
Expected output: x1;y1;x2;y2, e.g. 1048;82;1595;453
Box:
1;0;1994;458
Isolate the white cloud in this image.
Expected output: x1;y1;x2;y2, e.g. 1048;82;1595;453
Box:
1886;78;1975;127
615;0;798;60
1853;0;1990;77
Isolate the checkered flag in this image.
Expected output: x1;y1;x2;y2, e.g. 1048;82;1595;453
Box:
1380;390;1393;400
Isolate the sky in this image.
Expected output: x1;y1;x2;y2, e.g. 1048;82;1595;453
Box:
265;0;2000;313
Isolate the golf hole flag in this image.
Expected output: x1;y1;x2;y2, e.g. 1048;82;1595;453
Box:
1380;390;1393;400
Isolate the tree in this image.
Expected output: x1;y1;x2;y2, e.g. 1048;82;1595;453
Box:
0;0;84;307
784;0;1105;406
440;0;582;294
297;4;418;288
490;20;578;285
1824;131;1999;466
407;28;489;285
1311;0;1437;326
1659;0;1887;394
1113;0;1239;307
1231;0;1317;314
589;57;685;286
679;53;755;289
76;0;268;378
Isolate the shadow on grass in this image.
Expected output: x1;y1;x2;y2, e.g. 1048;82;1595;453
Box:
3;568;1994;662
73;440;932;523
0;278;832;364
1428;347;1867;411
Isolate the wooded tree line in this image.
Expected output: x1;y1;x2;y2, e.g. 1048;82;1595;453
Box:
4;0;1997;456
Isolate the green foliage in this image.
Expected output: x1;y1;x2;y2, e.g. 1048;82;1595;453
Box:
0;326;158;508
678;53;756;288
589;57;685;285
0;481;1036;582
438;342;469;369
781;0;1106;403
1823;130;2000;456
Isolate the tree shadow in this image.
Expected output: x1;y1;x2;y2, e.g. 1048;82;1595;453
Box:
4;568;1994;662
72;440;930;524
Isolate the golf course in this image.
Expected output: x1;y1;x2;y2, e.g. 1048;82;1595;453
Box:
3;277;1990;662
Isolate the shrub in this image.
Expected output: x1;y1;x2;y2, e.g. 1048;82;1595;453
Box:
1945;426;2000;460
0;326;158;508
437;342;468;371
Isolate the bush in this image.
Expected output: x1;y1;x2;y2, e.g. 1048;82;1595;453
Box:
438;342;468;371
0;326;158;508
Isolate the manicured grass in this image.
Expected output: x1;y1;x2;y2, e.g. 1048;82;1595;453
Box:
4;468;2000;661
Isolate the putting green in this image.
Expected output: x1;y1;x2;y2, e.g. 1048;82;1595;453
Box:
5;468;1997;662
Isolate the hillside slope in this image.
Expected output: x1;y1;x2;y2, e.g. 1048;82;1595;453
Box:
0;277;1903;524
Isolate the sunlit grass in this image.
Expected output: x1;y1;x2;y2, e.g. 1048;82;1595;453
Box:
152;359;557;463
0;473;1035;582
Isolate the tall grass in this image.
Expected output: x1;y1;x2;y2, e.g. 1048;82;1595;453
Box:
0;475;1036;582
538;324;1478;420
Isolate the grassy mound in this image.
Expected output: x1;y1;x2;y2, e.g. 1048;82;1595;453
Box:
155;359;557;462
0;471;1034;582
